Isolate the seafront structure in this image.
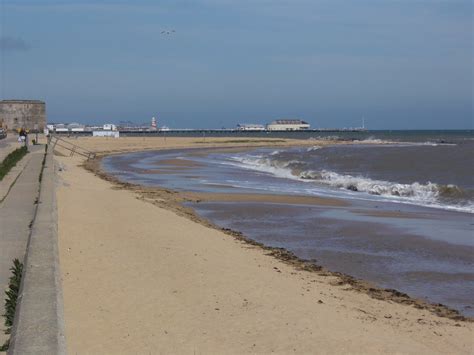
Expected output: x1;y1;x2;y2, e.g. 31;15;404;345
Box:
0;100;47;131
46;118;370;135
266;119;310;131
236;124;266;131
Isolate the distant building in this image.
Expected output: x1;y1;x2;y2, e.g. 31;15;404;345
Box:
266;119;310;131
151;117;157;130
0;100;46;131
93;130;120;138
237;123;266;131
55;123;68;133
68;123;85;132
103;123;117;131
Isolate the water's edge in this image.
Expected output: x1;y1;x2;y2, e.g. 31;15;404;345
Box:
87;150;472;322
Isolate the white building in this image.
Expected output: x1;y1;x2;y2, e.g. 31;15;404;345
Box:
266;119;310;131
54;124;69;133
103;123;117;131
236;123;266;131
93;130;120;138
68;123;85;132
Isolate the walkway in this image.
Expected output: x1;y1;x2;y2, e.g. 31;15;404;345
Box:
0;145;44;337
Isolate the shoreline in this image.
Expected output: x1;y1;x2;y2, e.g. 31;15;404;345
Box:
85;147;471;322
55;137;473;353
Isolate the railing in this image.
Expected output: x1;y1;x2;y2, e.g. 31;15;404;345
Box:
48;135;96;160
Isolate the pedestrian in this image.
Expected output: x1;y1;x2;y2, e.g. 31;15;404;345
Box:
19;128;28;148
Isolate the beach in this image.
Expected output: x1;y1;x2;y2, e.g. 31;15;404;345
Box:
56;137;473;354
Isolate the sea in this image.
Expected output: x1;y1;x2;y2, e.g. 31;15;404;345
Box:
103;130;474;316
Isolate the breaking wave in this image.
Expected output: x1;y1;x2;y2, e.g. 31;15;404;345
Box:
306;146;322;152
227;154;474;213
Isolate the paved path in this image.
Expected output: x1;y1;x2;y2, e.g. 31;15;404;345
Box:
0;145;44;307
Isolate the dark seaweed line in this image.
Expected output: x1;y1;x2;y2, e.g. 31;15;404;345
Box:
83;154;472;323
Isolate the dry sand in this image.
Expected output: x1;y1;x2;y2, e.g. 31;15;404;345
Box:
55;136;322;155
56;137;473;354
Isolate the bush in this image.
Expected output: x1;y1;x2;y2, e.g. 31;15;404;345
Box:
0;146;28;181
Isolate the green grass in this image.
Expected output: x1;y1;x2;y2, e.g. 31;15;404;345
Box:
0;146;28;181
1;259;23;351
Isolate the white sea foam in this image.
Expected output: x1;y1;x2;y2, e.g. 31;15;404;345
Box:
300;170;452;200
356;137;386;144
419;141;456;146
226;154;474;213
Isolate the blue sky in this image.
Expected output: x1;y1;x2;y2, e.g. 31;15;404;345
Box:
0;0;472;129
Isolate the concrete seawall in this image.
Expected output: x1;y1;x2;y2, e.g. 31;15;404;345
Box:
8;147;66;354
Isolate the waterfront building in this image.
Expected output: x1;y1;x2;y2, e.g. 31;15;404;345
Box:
68;123;85;132
266;119;310;131
236;124;266;131
103;123;117;131
55;124;68;133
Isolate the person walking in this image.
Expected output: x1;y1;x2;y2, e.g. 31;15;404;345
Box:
18;128;28;149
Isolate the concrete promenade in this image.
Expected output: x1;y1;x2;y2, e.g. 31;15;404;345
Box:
7;146;67;354
0;145;44;346
0;145;44;290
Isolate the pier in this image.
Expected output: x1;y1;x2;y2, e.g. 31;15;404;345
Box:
51;128;368;137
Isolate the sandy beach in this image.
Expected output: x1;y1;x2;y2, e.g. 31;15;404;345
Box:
56;137;473;354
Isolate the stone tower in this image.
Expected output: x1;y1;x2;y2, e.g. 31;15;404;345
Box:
0;100;47;131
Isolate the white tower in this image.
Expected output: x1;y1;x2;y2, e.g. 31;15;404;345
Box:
151;116;157;130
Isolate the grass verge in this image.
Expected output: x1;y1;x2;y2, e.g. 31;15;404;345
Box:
0;147;28;181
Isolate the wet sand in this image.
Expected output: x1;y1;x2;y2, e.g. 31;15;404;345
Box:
183;191;348;206
190;201;474;314
102;143;474;315
56;137;473;354
156;158;204;167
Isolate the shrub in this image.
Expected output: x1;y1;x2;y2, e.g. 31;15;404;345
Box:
0;146;28;181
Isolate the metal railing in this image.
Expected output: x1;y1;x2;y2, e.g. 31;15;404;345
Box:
48;135;96;160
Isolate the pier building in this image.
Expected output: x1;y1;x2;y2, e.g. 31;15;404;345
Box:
266;119;310;131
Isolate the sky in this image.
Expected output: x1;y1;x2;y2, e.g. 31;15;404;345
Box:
0;0;472;129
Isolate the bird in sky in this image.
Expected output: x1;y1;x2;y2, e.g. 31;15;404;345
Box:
161;30;176;35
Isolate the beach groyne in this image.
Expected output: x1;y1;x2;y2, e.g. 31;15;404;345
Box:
7;146;66;355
